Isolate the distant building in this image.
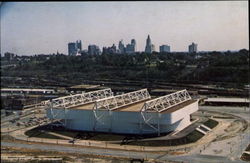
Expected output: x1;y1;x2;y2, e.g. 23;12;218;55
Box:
111;44;117;53
188;42;198;53
102;47;108;54
131;39;137;52
76;40;82;51
80;49;88;56
88;45;101;55
126;44;134;54
145;35;155;53
160;45;170;53
4;52;15;61
102;44;117;54
68;43;76;56
118;40;125;54
68;40;82;56
125;39;136;54
152;44;155;52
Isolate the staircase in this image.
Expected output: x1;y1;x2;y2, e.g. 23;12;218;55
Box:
195;124;211;135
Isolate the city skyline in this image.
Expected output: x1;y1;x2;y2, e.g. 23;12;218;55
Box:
1;1;248;55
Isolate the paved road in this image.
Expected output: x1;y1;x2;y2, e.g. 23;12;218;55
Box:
198;106;250;161
1;141;155;160
2;141;245;163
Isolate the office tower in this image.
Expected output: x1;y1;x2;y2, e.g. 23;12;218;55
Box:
111;44;117;52
118;40;125;54
68;40;82;56
76;40;82;51
88;45;101;55
145;35;154;53
152;44;155;52
126;44;134;54
125;39;136;54
68;42;77;56
188;42;198;53
160;45;171;53
131;39;136;52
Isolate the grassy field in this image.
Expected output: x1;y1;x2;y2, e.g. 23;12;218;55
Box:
203;119;219;129
127;129;204;147
127;119;218;147
52;130;125;141
25;129;65;140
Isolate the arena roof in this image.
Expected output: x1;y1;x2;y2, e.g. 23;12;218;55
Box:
61;89;195;113
69;99;198;113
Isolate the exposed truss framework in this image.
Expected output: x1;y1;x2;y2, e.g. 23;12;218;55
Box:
141;89;191;113
140;112;161;135
47;88;113;109
93;89;151;111
92;89;151;131
47;88;113;127
141;89;192;136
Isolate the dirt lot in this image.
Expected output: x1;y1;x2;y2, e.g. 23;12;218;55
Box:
1;146;131;163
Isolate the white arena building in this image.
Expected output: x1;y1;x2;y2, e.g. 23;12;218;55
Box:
46;88;199;135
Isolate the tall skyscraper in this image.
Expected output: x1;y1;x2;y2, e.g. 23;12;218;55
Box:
145;35;155;53
160;45;171;53
111;44;117;52
76;40;82;51
68;40;82;56
125;39;136;54
118;40;125;54
68;42;77;56
188;42;198;53
131;39;136;52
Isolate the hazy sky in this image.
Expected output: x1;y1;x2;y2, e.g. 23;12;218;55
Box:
1;1;248;55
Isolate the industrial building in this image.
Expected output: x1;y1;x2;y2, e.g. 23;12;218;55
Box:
46;88;199;135
203;97;249;107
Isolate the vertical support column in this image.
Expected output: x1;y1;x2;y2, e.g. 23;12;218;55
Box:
139;115;142;134
109;110;112;133
157;113;161;136
64;107;67;128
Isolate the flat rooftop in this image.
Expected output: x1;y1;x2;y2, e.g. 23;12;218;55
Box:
161;99;197;113
71;102;95;110
70;84;100;89
204;97;249;103
1;88;54;92
67;99;198;113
